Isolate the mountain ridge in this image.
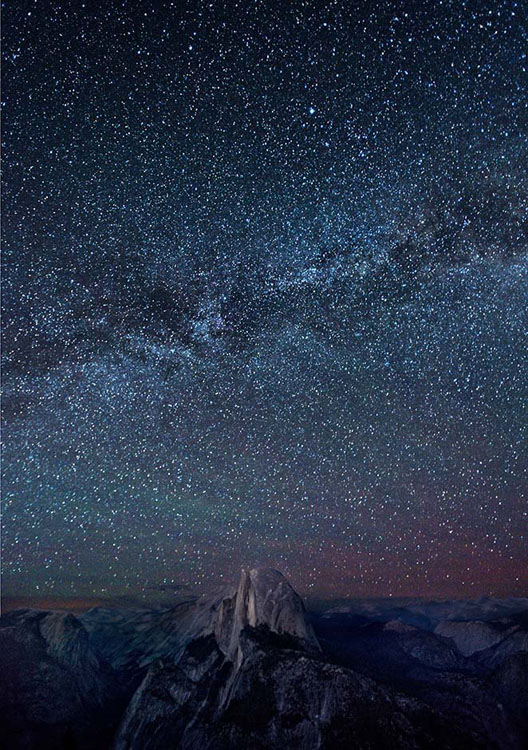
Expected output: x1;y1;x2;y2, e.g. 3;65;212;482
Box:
1;569;527;749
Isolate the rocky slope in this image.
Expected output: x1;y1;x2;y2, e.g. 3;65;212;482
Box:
81;568;319;674
434;619;520;657
1;571;527;750
0;609;126;749
112;570;524;750
114;627;477;750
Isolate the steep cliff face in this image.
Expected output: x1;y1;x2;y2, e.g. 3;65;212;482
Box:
111;570;498;750
215;568;320;657
112;569;324;748
110;570;323;749
81;568;319;674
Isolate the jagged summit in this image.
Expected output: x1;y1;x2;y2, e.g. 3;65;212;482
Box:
215;567;320;656
77;568;319;675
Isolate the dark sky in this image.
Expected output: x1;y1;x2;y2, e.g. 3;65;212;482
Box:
2;0;527;599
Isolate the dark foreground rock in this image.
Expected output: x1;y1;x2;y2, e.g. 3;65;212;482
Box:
114;627;483;750
0;609;127;749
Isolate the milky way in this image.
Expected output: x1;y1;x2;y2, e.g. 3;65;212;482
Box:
2;0;527;599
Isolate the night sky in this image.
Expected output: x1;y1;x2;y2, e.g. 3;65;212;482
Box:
2;0;527;600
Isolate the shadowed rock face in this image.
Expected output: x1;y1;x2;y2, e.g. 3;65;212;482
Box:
490;652;528;736
434;620;519;657
1;571;527;750
112;626;485;750
0;609;126;750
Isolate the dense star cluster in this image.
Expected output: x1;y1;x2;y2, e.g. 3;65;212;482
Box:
2;0;527;599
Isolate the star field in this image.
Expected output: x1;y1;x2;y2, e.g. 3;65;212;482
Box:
2;0;527;599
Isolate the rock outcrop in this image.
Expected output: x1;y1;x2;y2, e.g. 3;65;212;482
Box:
81;568;319;675
111;570;498;750
113;624;475;750
0;609;125;749
215;567;320;657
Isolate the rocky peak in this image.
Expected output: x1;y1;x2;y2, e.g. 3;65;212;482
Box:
215;568;320;657
1;608;100;674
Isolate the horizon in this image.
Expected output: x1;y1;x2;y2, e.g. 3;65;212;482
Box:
3;581;528;620
3;562;527;610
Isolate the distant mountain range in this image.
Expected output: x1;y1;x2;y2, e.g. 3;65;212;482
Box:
1;570;527;749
